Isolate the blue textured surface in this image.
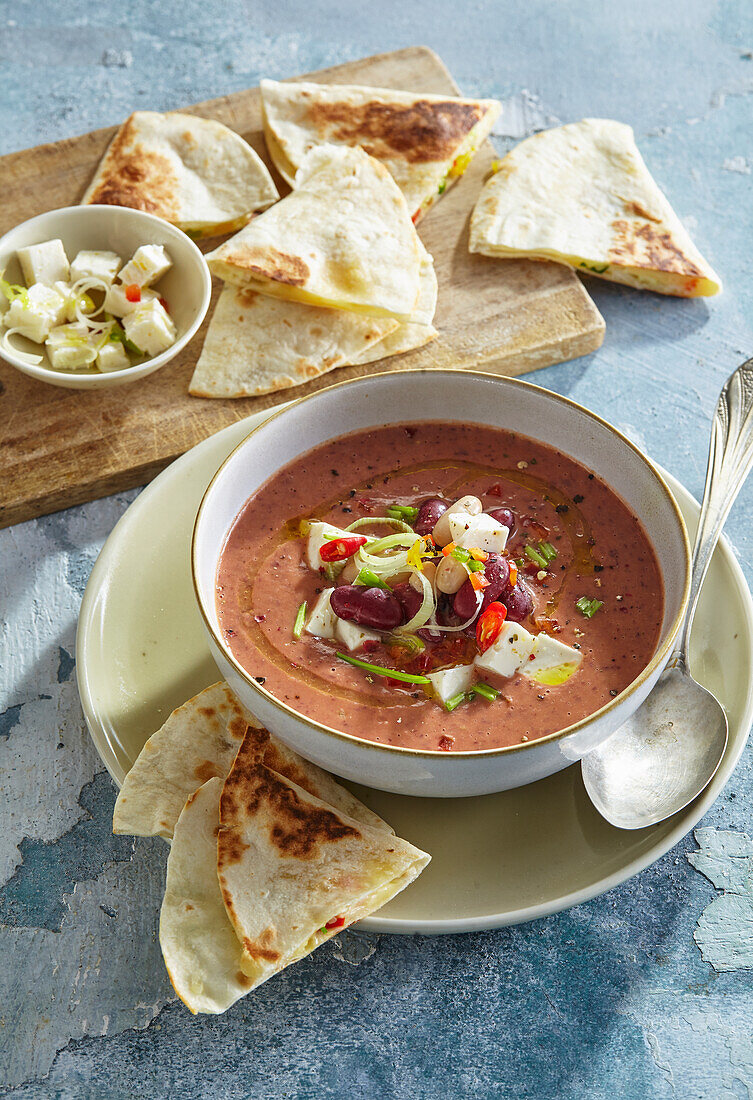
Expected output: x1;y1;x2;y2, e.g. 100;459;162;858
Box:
1;2;753;1096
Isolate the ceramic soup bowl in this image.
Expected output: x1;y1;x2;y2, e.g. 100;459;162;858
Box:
192;370;691;798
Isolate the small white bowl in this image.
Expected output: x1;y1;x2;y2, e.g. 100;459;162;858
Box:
192;370;692;798
0;205;211;389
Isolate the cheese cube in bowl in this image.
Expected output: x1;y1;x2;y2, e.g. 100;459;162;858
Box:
17;239;70;286
123;299;176;357
70;249;121;286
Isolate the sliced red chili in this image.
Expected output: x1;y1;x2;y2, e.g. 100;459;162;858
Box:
325;915;346;930
125;284;141;303
476;601;508;653
158;296;169;312
319;535;368;562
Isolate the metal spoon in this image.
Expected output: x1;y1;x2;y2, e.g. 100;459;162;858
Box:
582;356;753;830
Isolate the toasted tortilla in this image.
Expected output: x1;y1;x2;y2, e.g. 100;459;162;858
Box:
205;144;424;321
82;111;278;236
260;79;500;220
188;246;437;399
217;728;430;987
160;778;251;1014
469;118;721;297
113;681;390;839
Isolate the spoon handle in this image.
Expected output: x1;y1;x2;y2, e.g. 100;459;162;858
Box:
677;356;753;661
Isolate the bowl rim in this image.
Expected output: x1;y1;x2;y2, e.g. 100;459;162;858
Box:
0;203;212;383
191;367;693;759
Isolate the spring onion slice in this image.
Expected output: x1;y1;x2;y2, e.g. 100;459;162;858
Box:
292;601;307;638
355;546;411;576
576;596;603;618
335;652;430;685
524;545;548;569
363;532;417;554
345;516;413;535
386;632;425;656
1;328;43;365
71;277;111;331
395;569;435;634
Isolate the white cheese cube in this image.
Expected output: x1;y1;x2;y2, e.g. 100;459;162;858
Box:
118;244;172;287
335;618;381;652
46;323;98;371
122;299;176;357
427;663;475;705
305;588;337;639
17;239;69;286
103;283;158;317
306;521;354;571
474;622;536;683
5;284;68;342
70;249;121;286
96;340;131;373
449;512;509;554
522;635;582;685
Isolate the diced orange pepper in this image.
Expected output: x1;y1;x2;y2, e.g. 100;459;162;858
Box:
470;571;490;591
441;541;457;557
509;563;518;587
469;547;488;563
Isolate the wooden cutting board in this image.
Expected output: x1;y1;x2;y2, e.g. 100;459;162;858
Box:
0;46;604;529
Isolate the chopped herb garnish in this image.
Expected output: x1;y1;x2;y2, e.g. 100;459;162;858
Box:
335;652;430;684
467;558;484;573
386;503;419;521
355;568;392;590
538;541;558;564
451;546;471;564
524;545;549;569
470;682;500;702
444;691;468;712
576;596;603;618
293;601;307;638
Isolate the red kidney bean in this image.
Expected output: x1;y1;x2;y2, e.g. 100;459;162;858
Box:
414;497;447;536
487;507;515;531
503;580;534;622
329;586;402;631
452;553;510;619
391;582;422;624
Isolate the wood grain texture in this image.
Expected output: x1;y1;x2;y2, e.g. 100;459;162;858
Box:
0;46;604;529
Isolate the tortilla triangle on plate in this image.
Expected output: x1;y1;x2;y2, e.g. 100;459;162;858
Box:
160;778;252;1015
205;144;424;321
82;111;279;237
113;681;390;838
260;79;501;221
469;118;721;298
189;246;437;399
217;728;430;987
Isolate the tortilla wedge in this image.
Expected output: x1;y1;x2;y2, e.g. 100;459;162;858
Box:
82;111;278;237
260;79;501;221
188;246;437;399
469;118;721;297
159;778;252;1015
217;728;430;987
113;681;390;839
205;145;424;321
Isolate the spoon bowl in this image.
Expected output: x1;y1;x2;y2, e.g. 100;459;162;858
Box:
582;357;753;829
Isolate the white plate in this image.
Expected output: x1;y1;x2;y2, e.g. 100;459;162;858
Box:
76;409;753;934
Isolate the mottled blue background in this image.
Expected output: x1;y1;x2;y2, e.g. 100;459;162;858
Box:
1;1;752;1097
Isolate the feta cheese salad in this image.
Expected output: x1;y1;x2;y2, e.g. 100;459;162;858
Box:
0;238;177;373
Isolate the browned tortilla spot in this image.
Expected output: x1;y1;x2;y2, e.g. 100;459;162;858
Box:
197;706;216;718
221;736;361;859
242;928;282;964
88;118;180;220
226;246;310;286
236;971;253;988
609;220;702;276
624;200;661;222
194;759;220;784
237;288;259;307
217;825;250;866
306;99;486;164
226;715;249;741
